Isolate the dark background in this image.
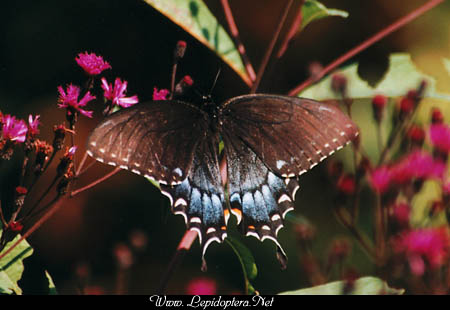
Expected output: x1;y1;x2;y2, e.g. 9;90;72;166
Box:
1;0;450;294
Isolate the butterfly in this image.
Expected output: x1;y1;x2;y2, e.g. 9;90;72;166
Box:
86;94;359;267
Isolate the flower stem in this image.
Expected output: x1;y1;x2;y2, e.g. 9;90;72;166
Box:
288;0;445;96
275;0;304;59
70;167;121;197
75;151;89;177
19;175;60;221
374;193;386;264
157;229;197;294
334;207;376;260
0;195;64;261
250;0;293;93
220;0;256;83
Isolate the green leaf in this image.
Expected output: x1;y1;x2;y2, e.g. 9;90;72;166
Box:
0;234;33;295
301;0;348;30
443;58;450;77
0;232;57;295
46;271;58;295
300;53;450;101
278;276;404;295
142;0;251;86
225;236;258;295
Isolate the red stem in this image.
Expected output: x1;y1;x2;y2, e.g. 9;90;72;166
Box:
0;196;63;261
251;0;294;93
220;0;256;83
157;229;198;293
70;168;121;197
288;0;445;96
276;0;304;59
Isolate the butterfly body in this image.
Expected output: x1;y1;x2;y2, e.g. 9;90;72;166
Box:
87;94;358;266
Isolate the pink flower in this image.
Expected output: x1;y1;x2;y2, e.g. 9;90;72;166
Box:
185;277;217;295
430;123;450;153
67;146;77;157
101;78;139;108
394;228;450;275
28;114;40;136
57;84;95;118
370;151;445;194
75;52;111;75
1;115;28;143
390;203;410;228
153;87;170;101
370;166;392;194
390;151;445;184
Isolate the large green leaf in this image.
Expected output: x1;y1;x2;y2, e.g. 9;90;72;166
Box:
142;0;251;86
444;58;450;77
0;234;33;294
301;0;348;30
225;237;258;295
300;53;450;101
0;232;57;295
278;276;404;295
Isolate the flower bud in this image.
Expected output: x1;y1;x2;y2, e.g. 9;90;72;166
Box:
57;146;77;176
372;94;387;123
337;174;356;196
8;221;23;233
34;140;53;175
331;73;347;97
53;124;68;151
113;243;134;270
431;107;444;124
173;40;187;62
174;75;194;97
14;186;28;209
406;125;425;148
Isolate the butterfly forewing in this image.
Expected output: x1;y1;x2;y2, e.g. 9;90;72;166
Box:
87;100;227;260
221;94;359;178
87;101;206;185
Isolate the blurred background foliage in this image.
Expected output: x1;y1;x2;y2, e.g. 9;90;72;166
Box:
1;0;450;294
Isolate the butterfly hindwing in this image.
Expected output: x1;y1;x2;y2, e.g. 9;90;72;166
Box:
87;100;207;185
159;128;227;259
223;131;300;266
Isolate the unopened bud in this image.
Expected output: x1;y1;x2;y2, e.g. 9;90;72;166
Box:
113;243;134;269
174;75;194;96
173;40;187;61
53;124;68;151
331;73;347;97
372;94;387;123
431;107;444;124
8;221;23;233
406;125;425;148
14;186;28;209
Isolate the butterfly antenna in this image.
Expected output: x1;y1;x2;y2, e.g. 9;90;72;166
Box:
208;67;222;96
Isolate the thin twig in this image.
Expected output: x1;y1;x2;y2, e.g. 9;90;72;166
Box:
220;0;256;83
0;200;7;228
250;0;294;93
18;175;60;221
276;0;305;59
0;195;64;261
75;151;89;177
288;0;445;96
334;207;376;260
157;229;198;294
70;167;121;197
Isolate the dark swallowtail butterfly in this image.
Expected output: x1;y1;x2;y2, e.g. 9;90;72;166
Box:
86;94;358;266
